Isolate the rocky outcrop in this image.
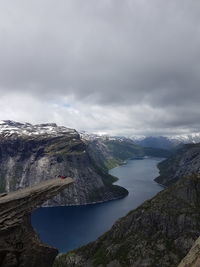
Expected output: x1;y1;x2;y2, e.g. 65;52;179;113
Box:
0;178;74;267
0;121;128;206
178;237;200;267
155;143;200;186
53;174;200;267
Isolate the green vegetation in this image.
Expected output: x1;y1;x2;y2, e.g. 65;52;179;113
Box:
45;137;85;156
103;140;170;168
93;247;109;266
103;158;123;170
105;140;144;161
0;176;6;193
144;147;172;158
87;151;128;202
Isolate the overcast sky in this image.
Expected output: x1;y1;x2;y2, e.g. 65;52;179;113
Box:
0;0;199;136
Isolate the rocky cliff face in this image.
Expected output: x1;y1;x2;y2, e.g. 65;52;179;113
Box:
178;237;200;267
87;138;171;172
155;143;200;186
87;139;144;171
54;174;200;267
0;120;128;206
0;178;74;267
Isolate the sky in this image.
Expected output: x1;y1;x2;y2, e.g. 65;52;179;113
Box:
0;0;200;136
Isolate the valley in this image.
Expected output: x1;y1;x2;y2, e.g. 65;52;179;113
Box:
1;120;200;267
32;157;163;253
0;120;168;207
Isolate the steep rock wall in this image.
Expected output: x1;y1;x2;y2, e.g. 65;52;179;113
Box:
0;134;128;206
0;178;74;267
155;143;200;186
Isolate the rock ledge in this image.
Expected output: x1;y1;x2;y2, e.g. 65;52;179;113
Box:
0;178;74;267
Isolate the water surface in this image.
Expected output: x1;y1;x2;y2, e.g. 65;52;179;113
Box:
32;157;163;252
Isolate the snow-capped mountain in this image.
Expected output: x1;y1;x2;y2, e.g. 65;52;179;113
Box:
79;130;133;143
168;133;200;144
79;130;104;141
1;120;200;149
0;120;76;138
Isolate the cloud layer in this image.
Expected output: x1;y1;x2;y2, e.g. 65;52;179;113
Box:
0;0;200;136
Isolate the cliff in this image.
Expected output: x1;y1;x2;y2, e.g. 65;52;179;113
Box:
53;174;200;267
0;120;170;206
0;178;74;267
178;237;200;267
0;121;128;206
155;143;200;186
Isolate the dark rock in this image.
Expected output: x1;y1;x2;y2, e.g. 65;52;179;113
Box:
155;143;200;186
0;133;127;206
54;174;200;267
0;178;74;267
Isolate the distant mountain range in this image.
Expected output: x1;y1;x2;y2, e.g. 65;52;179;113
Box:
1;119;199;152
132;134;200;150
80;128;200;150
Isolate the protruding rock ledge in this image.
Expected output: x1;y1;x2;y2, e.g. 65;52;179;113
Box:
0;178;74;267
178;237;200;267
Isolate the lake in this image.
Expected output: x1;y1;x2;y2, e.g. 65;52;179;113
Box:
32;157;163;253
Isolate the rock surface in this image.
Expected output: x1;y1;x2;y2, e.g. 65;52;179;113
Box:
178;237;200;267
155;143;200;186
53;174;200;267
0;120;128;206
0;178;74;267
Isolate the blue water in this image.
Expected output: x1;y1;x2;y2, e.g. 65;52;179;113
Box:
32;157;163;252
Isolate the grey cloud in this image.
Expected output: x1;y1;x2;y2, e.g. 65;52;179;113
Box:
0;0;199;135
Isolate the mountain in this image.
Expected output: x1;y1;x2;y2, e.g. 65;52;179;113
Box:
155;143;200;186
54;173;200;267
2;120;200;266
134;136;177;150
133;134;200;150
0;120;76;137
0;120;170;207
87;138;171;172
0;120;128;206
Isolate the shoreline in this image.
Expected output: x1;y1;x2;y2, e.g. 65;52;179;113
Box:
42;193;128;208
42;157;165;209
42;160;129;208
41;160;129;208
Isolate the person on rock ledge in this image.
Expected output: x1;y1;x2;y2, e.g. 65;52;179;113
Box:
56;175;67;179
